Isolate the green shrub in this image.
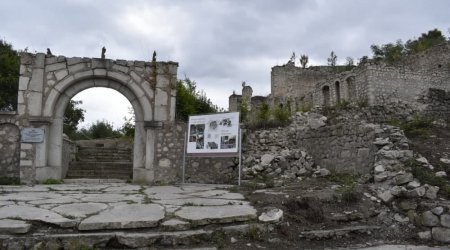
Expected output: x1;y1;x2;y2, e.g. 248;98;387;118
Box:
356;98;368;108
256;102;270;123
0;176;20;185
335;100;351;110
272;105;290;123
42;179;64;185
402;115;433;137
337;183;359;203
299;103;312;112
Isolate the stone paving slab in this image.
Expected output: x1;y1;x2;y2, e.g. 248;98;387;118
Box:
52;202;108;218
0;183;256;233
0;205;77;228
78;204;165;230
0;219;31;234
175;204;257;225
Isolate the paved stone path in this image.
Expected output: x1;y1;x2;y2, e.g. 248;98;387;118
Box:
0;181;257;235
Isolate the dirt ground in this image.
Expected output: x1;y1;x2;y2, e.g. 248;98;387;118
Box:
224;125;450;249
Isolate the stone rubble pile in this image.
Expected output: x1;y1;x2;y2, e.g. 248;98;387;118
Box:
368;124;450;243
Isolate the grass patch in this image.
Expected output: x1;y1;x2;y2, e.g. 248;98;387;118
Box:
386;114;433;137
42;179;64;185
298;103;312;113
407;159;450;197
212;230;226;249
247;223;260;240
0;176;20;185
326;173;358;186
336;183;359;203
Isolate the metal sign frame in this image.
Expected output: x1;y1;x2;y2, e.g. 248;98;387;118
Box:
182;112;242;185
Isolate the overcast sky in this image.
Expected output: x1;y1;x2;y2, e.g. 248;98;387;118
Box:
1;0;449;128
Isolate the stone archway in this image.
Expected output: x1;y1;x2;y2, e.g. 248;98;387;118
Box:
16;53;178;184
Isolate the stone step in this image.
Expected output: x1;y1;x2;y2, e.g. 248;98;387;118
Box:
0;223;257;249
77;147;132;153
63;178;127;184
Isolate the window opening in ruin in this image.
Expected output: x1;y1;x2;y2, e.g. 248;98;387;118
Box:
335;81;341;103
322;85;330;107
346;76;356;101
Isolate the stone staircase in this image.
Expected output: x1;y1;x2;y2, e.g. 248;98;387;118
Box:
66;145;133;180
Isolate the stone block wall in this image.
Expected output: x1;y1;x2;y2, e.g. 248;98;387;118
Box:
293;122;377;174
155;121;239;184
271;62;330;104
244;113;378;175
422;88;450;122
0;119;20;180
61;137;77;179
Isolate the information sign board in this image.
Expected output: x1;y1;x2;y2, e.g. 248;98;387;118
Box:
187;112;239;154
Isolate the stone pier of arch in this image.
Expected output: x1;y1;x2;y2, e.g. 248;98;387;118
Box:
8;52;181;184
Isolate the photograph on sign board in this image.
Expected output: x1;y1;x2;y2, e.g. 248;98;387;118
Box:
189;124;205;149
220;135;236;149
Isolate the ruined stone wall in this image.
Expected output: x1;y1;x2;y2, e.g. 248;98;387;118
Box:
244;113;377;175
271;63;330;105
422;88;450;122
0;115;20;180
293;122;377;174
398;42;450;73
228;94;241;112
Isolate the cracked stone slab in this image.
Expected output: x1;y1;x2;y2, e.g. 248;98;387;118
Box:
161;218;190;231
0;205;76;228
52;202;108;218
0;192;63;201
28;197;80;205
78;204;165;230
155;197;248;206
0;219;31;234
80;193;144;203
175;204;257;225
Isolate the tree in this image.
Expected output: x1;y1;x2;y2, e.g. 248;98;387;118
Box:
345;57;354;70
327;51;337;67
256;102;270;123
370;40;404;63
175;77;220;121
370;29;447;63
289;52;296;63
405;29;447;54
0;39;19;111
299;54;308;69
88;120;121;139
63;100;85;139
121;107;135;138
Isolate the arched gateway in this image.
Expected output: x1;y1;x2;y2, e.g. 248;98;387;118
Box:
16;53;178;184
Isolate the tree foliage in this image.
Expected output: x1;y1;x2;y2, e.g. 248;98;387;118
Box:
327;51;337;67
299;54;308;69
63;100;85;139
0;40;19;111
371;29;447;63
175;77;221;121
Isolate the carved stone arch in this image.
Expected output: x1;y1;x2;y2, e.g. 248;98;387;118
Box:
45;76;150;180
17;53;178;184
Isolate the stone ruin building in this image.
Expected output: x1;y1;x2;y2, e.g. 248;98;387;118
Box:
271;42;450;121
231;42;450;122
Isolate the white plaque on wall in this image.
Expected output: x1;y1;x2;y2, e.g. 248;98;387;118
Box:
21;128;45;143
